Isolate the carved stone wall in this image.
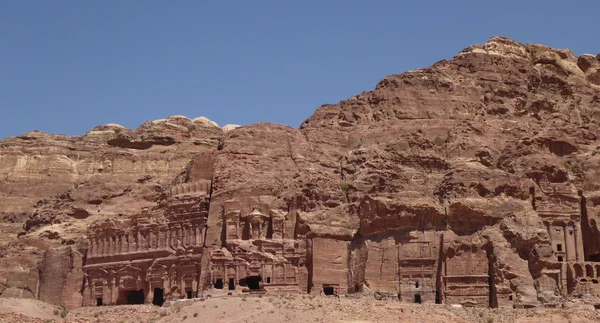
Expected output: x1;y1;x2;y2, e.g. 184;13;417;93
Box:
208;199;307;294
443;248;490;307
82;181;210;306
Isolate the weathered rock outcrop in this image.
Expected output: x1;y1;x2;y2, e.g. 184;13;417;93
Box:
1;36;600;309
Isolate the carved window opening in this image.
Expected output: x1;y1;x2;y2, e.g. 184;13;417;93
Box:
323;286;335;296
556;244;562;252
152;288;164;306
214;279;224;289
414;294;422;304
246;276;262;290
266;277;271;284
228;278;235;290
509;295;513;301
586;265;594;278
558;256;564;262
415;280;420;288
96;298;103;306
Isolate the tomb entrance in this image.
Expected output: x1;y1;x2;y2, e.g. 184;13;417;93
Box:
152;288;164;306
117;290;145;305
246;276;262;290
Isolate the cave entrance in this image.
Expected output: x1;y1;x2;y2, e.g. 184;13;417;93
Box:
414;294;421;304
119;290;145;305
228;278;235;290
246;276;262;290
152;288;164;306
323;286;335;296
96;298;103;306
214;279;223;289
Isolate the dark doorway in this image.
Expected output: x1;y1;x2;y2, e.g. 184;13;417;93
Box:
96;298;103;306
214;279;223;289
186;290;193;299
266;277;271;284
152;288;164;306
323;286;335;296
228;278;235;290
119;290;144;305
435;291;441;304
246;276;261;290
414;294;421;304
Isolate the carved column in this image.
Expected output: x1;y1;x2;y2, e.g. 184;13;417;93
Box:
88;237;94;257
574;225;581;261
192;225;197;246
104;236;110;256
125;234;130;253
563;223;569;261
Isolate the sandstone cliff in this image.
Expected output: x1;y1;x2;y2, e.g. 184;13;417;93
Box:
1;36;600;309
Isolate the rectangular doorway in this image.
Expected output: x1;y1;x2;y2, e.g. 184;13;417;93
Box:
414;294;422;304
152;288;164;306
228;278;235;290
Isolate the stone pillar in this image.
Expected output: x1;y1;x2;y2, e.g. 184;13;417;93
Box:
143;231;149;250
563;223;570;261
192;225;197;246
88;237;94;256
159;227;166;248
118;235;123;254
575;224;584;262
124;234;130;253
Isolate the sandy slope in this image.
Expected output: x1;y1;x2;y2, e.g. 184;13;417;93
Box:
3;295;600;323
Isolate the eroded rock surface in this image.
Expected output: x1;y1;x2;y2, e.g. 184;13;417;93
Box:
1;37;600;310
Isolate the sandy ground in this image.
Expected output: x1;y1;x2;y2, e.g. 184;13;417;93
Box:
2;295;600;323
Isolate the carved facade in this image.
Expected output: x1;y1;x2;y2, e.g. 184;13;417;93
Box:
79;174;600;308
533;177;600;303
443;248;490;307
397;239;440;304
82;181;210;306
209;200;308;293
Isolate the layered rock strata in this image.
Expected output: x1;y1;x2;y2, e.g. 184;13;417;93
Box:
1;37;600;310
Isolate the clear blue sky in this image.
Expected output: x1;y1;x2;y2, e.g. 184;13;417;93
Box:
1;1;598;138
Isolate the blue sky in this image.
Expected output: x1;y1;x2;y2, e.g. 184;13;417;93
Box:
1;1;598;138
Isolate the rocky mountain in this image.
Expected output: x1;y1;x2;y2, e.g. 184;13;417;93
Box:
1;36;600;310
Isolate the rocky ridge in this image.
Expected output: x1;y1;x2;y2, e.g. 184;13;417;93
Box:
1;36;600;311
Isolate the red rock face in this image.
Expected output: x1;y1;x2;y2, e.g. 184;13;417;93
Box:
1;37;600;309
